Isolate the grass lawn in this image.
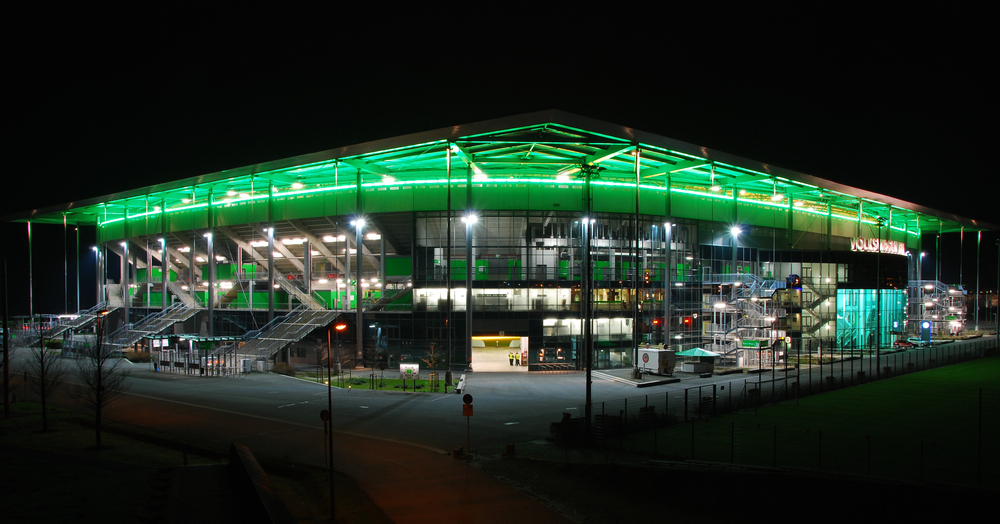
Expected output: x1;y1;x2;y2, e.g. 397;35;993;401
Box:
620;356;1000;488
294;369;454;393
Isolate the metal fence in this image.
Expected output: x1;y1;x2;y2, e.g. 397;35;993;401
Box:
558;338;999;488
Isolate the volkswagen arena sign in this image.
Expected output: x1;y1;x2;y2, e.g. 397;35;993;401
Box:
850;237;907;256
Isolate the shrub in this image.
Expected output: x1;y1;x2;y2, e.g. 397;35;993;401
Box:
273;363;297;377
127;351;152;363
44;339;64;350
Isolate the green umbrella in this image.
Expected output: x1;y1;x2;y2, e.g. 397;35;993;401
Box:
675;347;720;358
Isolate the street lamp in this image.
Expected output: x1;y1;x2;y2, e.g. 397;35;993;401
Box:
875;216;885;379
326;321;347;521
351;218;365;366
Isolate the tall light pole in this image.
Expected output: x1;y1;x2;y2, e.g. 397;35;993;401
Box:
975;230;981;332
351;218;365;366
875;216;885;379
462;213;477;373
326;320;347;521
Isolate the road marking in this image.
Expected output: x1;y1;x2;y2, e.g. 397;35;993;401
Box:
277;404;296;408
359;406;369;409
430;395;452;402
565;407;577;410
593;371;634;385
122;391;449;455
299;401;309;404
503;422;519;426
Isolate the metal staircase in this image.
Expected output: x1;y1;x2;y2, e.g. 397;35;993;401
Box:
106;303;199;349
16;303;117;347
364;286;413;311
228;306;341;360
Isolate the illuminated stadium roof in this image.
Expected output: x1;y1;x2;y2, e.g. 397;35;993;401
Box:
7;110;994;234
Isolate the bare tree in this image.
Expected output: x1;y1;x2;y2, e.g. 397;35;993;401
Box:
26;329;70;431
362;338;380;369
421;341;445;373
76;312;130;449
314;336;352;377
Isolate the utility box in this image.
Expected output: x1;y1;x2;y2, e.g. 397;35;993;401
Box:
636;348;676;376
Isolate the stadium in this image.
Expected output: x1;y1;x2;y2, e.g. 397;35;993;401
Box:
6;110;994;375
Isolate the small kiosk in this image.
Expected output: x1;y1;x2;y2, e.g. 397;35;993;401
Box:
676;347;720;374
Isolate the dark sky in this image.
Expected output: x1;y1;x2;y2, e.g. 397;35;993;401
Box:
4;11;998;316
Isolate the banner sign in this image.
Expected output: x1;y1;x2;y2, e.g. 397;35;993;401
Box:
850;237;907;256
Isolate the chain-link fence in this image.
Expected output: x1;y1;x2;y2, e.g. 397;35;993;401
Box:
550;339;999;488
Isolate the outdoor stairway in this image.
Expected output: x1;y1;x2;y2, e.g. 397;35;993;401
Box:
16;303;117;347
233;308;341;360
364;287;412;311
107;303;199;349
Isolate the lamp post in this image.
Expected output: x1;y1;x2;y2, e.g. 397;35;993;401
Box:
462;213;476;373
875;216;885;379
92;246;101;306
326;321;347;521
351;218;365;366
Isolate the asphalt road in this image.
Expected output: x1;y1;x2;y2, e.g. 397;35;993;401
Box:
6;336;994;523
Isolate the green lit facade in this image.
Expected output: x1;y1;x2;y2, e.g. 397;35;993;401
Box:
10;111;990;371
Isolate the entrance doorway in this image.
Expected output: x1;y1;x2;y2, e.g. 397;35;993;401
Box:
471;336;529;372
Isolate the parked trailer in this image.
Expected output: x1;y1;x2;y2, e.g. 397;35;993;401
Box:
636;348;676;376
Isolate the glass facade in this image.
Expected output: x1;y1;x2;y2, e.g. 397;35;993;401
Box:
836;288;906;349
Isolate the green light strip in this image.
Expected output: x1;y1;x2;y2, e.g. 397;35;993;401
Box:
97;174;920;236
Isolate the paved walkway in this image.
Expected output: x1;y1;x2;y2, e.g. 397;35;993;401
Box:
98;372;574;524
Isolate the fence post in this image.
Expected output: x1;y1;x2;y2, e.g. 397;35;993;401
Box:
712;384;717;417
979;387;983;486
690;420;695;459
772;425;777;468
818;429;822;470
866;435;871;476
684;389;688;422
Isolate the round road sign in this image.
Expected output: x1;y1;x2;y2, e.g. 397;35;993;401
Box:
462;393;473;405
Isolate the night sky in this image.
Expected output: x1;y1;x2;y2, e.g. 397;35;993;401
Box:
4;12;998;317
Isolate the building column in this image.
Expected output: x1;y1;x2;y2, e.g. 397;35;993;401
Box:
161;237;168;310
446;145;453;372
267;184;275;322
465;165;473;371
207;232;215;336
304;239;312;295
